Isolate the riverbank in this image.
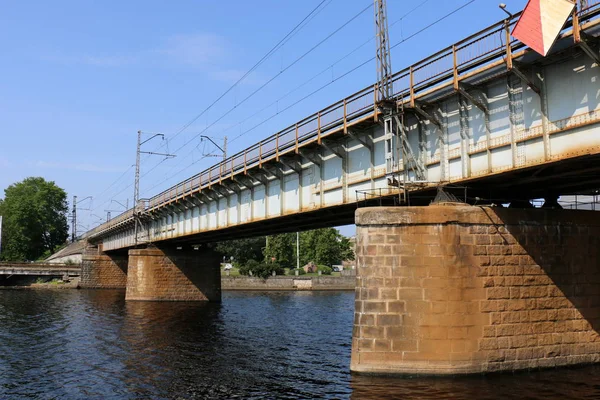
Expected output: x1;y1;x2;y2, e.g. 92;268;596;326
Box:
0;275;355;291
222;275;355;291
0;276;80;289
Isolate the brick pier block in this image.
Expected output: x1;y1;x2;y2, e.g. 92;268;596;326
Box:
126;246;221;302
80;246;128;288
351;205;600;375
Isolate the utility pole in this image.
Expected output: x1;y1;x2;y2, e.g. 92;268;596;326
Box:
296;232;300;270
375;0;393;102
71;195;77;242
134;130;176;246
71;195;92;242
199;135;227;176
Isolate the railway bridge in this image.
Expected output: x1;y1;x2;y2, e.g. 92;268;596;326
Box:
81;3;600;375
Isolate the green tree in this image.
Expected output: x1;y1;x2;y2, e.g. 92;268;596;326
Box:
215;236;265;264
263;233;295;268
299;228;354;266
0;177;68;261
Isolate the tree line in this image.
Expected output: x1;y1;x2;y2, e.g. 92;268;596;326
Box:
215;228;354;278
0;177;355;272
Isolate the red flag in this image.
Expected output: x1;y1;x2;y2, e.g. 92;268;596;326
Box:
512;0;575;56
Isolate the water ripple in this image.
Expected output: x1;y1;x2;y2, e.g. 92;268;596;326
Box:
1;290;600;399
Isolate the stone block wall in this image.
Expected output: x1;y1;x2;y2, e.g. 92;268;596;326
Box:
80;245;128;288
351;205;600;375
126;246;221;301
221;276;354;290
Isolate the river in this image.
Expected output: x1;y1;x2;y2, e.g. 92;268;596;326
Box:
0;290;599;399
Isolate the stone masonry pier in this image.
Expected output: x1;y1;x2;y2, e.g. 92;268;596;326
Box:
351;205;600;375
80;246;128;289
126;245;221;302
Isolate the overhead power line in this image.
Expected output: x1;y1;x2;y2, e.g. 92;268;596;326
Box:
136;0;478;197
167;1;374;158
136;1;375;193
93;0;479;211
169;0;331;141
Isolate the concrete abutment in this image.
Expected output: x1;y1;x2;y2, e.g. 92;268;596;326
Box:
125;246;221;302
351;205;600;375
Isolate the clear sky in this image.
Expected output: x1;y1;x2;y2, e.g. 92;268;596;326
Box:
0;0;529;236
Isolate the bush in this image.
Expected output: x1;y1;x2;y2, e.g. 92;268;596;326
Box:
317;265;332;275
288;268;305;276
239;260;284;279
239;259;260;276
254;262;284;279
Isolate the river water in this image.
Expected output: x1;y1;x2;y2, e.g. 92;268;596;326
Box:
1;290;600;399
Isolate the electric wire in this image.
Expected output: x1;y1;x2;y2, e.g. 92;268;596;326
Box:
136;0;334;162
136;0;477;198
136;1;376;196
162;0;428;154
88;1;334;213
167;0;331;142
91;0;479;220
166;1;374;158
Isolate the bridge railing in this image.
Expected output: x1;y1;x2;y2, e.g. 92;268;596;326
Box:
87;3;600;238
144;15;526;212
582;0;600;12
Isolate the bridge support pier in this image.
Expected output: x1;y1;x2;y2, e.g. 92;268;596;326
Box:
80;246;128;288
126;245;221;302
351;205;600;375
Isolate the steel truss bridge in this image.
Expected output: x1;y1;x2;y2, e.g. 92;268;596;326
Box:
84;1;600;250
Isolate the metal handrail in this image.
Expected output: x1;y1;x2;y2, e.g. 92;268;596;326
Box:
86;3;600;238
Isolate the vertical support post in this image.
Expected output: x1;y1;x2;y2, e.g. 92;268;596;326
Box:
507;76;518;169
226;194;230;227
298;162;304;212
134;130;141;247
458;95;471;179
343;99;348;134
373;84;379;122
250;182;255;222
319;149;324;208
295;123;299;154
574;4;582;44
452;45;459;91
484;100;492;174
318;112;322;144
259;141;263;167
279;175;284;216
276;133;280;161
505;21;513;70
539;68;551;161
409;67;415;108
375;0;393;100
341;144;348;204
244;150;247;175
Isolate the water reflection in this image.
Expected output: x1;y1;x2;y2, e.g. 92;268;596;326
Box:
1;290;600;399
350;365;600;400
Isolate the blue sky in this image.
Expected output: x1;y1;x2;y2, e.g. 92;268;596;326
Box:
0;0;528;236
